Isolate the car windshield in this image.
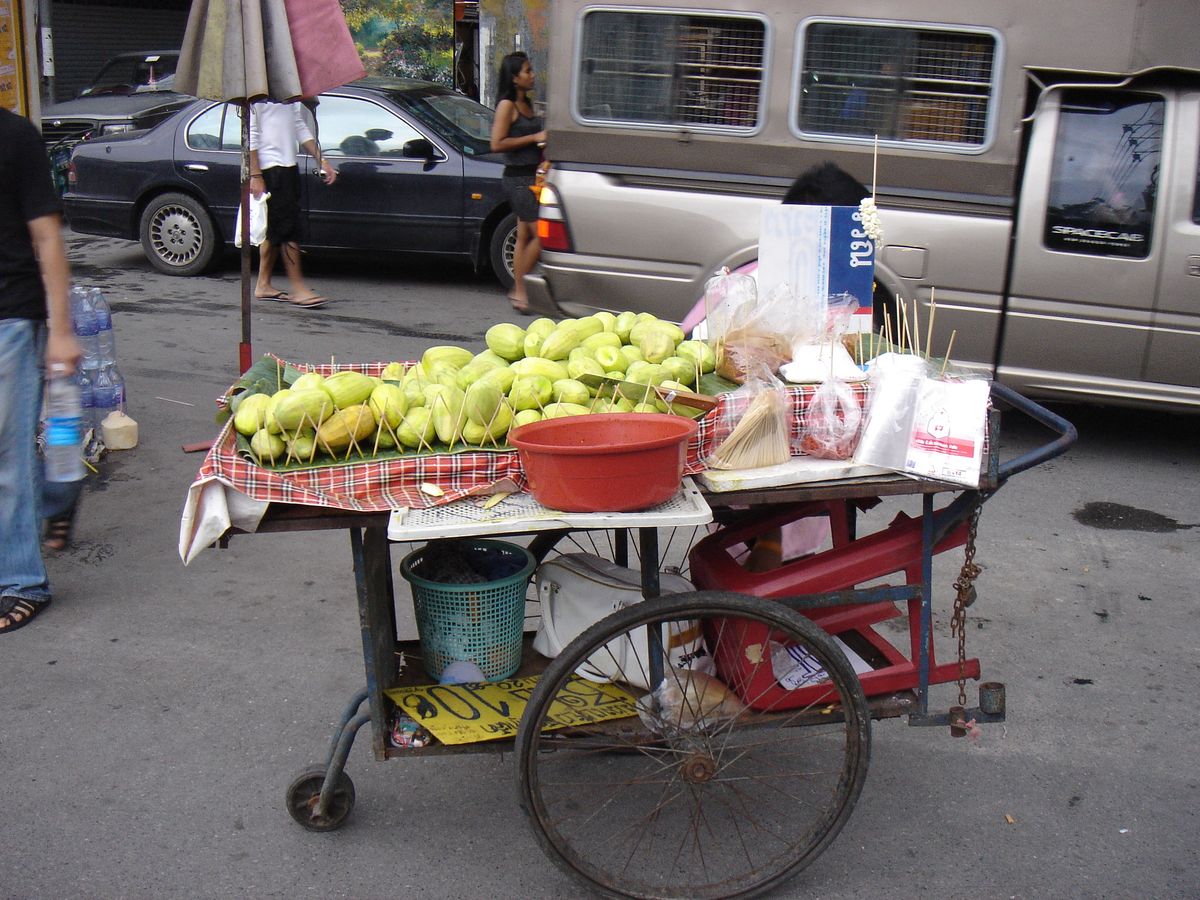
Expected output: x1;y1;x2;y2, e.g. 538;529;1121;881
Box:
389;86;495;156
83;54;178;96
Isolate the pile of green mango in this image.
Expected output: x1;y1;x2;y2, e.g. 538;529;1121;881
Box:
231;311;715;468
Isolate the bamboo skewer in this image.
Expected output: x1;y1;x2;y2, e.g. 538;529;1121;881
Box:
912;292;922;359
940;330;958;377
925;287;938;362
872;134;879;197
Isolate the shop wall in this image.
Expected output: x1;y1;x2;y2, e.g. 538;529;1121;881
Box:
50;0;188;101
479;0;548;108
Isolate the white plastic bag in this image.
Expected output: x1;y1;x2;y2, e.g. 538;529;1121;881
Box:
234;191;269;248
902;376;990;486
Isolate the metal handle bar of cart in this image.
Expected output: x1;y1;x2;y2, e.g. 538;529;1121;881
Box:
929;382;1078;546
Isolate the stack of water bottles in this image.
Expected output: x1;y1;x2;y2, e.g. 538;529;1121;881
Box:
69;285;126;451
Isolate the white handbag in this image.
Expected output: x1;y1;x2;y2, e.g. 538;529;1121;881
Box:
532;552;710;691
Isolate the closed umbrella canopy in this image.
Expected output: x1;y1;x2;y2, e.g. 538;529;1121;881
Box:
176;0;363;102
175;0;365;371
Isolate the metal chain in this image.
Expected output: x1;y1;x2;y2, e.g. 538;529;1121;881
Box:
950;502;983;708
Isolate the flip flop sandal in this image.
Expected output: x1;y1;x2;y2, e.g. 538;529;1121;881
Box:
292;296;330;309
43;515;73;553
256;291;291;302
0;597;51;635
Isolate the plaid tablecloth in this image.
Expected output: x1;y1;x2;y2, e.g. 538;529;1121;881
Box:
199;356;869;510
179;359;872;563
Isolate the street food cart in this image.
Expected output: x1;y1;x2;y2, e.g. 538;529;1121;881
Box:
180;356;1074;898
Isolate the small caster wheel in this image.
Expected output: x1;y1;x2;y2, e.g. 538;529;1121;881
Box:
286;764;356;832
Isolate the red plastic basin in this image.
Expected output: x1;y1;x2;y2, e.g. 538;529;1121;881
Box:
508;413;699;512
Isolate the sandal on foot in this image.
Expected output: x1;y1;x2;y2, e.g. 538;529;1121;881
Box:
0;596;51;635
291;295;329;309
255;290;291;302
508;294;532;316
43;515;73;553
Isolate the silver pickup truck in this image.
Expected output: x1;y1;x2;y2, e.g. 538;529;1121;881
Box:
526;0;1200;412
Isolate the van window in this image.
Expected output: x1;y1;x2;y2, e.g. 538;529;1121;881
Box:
576;10;766;131
1044;90;1162;259
796;21;997;149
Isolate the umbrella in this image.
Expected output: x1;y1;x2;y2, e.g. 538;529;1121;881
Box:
176;0;365;372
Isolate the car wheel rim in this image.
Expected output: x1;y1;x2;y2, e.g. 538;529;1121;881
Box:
503;226;517;280
149;204;203;267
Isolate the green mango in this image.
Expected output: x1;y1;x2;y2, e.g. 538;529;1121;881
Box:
425;384;466;445
461;404;512;445
543;402;591;419
508;375;553;411
380;362;406;382
323;371;376;409
552;378;591;406
593;345;627;373
614;311;638;342
567;354;606;381
510;357;569;382
250;428;286;464
368;383;408;429
485;323;527;362
463;380;507;426
675;340;717;374
291;372;326;392
233;393;271;436
512;409;544;428
660;355;698;386
420;345;474;373
592;311;618;333
272;389;335;433
397;407;436;448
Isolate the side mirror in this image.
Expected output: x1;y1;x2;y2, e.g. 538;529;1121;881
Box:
402;138;435;159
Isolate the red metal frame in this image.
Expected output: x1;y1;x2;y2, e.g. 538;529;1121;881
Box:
690;499;979;710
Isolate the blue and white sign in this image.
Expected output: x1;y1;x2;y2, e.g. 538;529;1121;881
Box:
757;205;876;328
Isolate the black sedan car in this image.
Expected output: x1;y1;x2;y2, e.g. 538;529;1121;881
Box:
65;78;520;286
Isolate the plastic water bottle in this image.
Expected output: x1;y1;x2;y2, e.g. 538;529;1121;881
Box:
69;285;87;331
89;287;116;365
93;364;117;425
44;367;85;482
77;365;96;433
74;287;100;367
109;364;126;412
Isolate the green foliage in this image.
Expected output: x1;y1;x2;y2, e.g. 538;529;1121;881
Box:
340;0;453;85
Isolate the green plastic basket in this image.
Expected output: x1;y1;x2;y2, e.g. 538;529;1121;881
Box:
400;540;535;682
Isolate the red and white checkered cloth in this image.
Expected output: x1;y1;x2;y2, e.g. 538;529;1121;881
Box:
193;357;870;512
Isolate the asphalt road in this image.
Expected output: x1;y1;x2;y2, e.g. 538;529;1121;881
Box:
2;235;1197;899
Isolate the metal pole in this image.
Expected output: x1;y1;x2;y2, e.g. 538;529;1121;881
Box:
239;100;253;373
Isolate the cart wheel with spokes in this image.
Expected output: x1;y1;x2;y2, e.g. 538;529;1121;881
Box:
285;764;356;832
515;590;871;899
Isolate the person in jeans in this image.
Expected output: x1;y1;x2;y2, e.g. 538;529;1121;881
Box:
249;99;338;309
1;108;83;634
490;51;547;314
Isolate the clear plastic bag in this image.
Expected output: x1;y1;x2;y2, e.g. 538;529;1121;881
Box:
708;280;818;383
636;669;746;734
799;376;863;459
708;367;793;470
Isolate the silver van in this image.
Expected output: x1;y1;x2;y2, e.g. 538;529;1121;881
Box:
526;0;1200;411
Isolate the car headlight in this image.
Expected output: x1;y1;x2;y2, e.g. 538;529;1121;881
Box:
100;123;135;135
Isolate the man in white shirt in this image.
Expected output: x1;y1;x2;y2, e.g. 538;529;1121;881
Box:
249;100;337;308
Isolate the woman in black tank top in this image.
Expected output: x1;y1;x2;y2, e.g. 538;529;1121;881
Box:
491;51;547;314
